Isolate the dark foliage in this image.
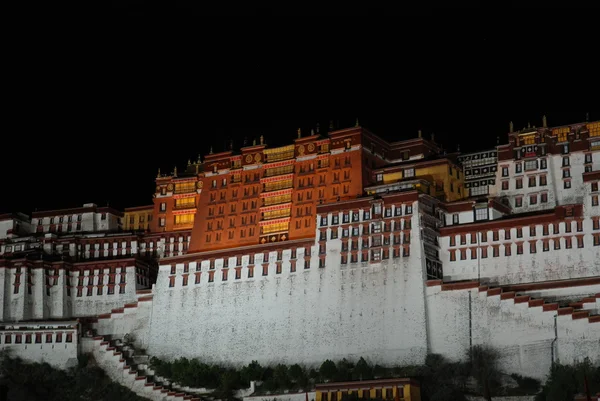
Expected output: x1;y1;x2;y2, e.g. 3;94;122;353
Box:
0;355;147;401
535;358;600;401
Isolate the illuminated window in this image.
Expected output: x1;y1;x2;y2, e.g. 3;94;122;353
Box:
261;221;289;235
174;181;196;193
523;135;536;145
175;197;195;209
589;122;600;137
264;145;295;163
174;214;194;225
553;127;569;143
264;179;293;192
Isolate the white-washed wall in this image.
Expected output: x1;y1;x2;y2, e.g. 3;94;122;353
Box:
441;219;600;285
148;239;429;367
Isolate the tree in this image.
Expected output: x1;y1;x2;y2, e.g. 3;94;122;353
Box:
241;360;265;386
354;357;373;381
273;364;290;389
536;358;600;401
289;364;305;383
319;360;338;382
467;345;501;401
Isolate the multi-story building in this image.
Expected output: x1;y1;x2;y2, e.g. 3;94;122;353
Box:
123;205;153;232
152;164;202;233
491;120;600;213
0;212;33;239
31;203;123;234
457;149;498;198
1;119;599;388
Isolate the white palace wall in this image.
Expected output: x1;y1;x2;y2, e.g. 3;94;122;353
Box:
426;283;600;381
147;208;430;368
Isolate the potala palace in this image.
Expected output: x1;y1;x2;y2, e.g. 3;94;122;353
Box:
1;118;599;400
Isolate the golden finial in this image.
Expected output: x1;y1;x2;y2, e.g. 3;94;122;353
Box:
187;159;191;166
329;120;334;130
253;138;257;146
418;129;422;138
195;164;199;174
297;128;301;139
209;146;213;154
509;121;514;132
260;135;264;145
311;128;315;135
173;166;178;177
457;143;461;152
542;115;547;128
316;123;320;133
157;168;161;178
527;121;531;128
355;118;359;127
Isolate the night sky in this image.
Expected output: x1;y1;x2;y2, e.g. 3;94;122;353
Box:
1;22;594;216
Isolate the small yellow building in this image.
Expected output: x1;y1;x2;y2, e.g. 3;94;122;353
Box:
369;158;466;202
123;205;154;232
315;378;421;401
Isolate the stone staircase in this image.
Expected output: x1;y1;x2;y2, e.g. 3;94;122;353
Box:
91;334;204;401
429;277;600;325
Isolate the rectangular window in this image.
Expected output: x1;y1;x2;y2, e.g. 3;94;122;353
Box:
516;178;523;189
592;195;599;207
577;236;584;248
565;237;572;249
481;247;488;258
502;166;508;177
515;163;522;173
475;208;488;221
493;246;499;257
515;197;523;208
504;229;511;240
530;194;537;205
504;245;511;256
453;214;459;224
524;160;538;171
530;226;536;236
528;176;536;187
540;175;547;186
530;242;536;253
502;181;509;190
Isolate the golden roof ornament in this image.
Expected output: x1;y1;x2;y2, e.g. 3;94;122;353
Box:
355;118;359;127
253;138;257;146
418;129;422;138
527;121;531;129
157;168;161;178
457;144;461;152
209;146;213;154
260;135;264;145
509;121;514;132
297;128;301;139
542;115;547;128
187;159;191;166
316;123;320;133
329;120;334;130
311;128;315;135
173;166;178;177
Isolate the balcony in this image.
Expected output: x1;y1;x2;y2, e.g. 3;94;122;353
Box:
173;203;196;211
173;222;194;230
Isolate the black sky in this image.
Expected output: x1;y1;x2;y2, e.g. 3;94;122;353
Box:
1;19;595;215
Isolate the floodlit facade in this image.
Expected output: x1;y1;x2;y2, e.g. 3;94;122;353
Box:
1;119;599;390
